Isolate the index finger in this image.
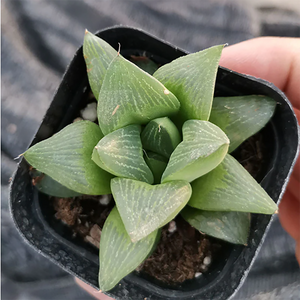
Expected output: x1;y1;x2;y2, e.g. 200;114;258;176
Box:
219;37;300;110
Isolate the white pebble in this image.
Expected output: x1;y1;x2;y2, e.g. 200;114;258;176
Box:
73;117;83;123
81;102;97;121
99;195;111;206
203;256;211;266
195;272;202;278
168;220;177;233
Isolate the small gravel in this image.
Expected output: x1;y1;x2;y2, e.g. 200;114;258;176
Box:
168;220;177;233
80;102;97;121
99;195;112;206
203;256;212;266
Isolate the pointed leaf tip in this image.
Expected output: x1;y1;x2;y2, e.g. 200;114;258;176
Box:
210;95;276;152
189;154;278;214
30;170;81;198
181;206;250;245
24;121;113;195
154;45;224;122
99;207;159;291
97;54;180;135
83;32;118;99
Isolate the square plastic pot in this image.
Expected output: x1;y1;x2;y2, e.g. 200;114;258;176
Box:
10;26;299;300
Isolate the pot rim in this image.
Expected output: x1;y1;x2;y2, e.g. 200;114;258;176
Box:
9;25;300;300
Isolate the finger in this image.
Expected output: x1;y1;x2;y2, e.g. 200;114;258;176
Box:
220;37;300;110
296;240;300;265
279;189;300;241
293;155;300;184
75;278;115;300
286;174;300;203
290;107;300;183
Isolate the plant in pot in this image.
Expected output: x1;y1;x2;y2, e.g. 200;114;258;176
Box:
10;27;299;300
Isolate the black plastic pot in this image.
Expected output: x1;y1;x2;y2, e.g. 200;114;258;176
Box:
10;26;299;300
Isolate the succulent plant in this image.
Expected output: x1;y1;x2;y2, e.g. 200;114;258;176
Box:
24;30;278;292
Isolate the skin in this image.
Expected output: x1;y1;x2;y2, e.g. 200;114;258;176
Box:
220;37;300;265
77;37;300;299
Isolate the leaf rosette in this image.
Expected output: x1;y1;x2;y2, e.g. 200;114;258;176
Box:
23;31;277;291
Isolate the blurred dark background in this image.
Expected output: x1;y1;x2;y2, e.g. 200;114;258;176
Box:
2;0;300;299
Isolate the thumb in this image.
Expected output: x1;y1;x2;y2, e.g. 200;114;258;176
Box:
220;37;300;110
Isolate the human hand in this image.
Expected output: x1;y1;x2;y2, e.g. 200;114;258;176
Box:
220;37;300;265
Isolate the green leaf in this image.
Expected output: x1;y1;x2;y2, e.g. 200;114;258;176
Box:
144;152;168;184
154;45;224;122
210;95;276;152
99;207;160;292
141;117;181;158
24;121;113;195
130;56;159;75
161;120;229;183
92;125;153;184
189;154;278;214
111;178;192;242
83;30;118;99
97;54;180;135
30;170;81;198
181;206;250;245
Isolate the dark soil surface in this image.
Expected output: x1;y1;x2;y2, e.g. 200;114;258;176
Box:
232;131;266;179
51;130;266;284
139;218;222;283
52;196;222;284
